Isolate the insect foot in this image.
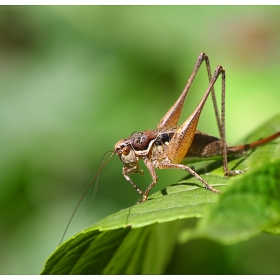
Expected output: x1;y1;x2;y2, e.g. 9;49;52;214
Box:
137;194;148;203
225;168;251;177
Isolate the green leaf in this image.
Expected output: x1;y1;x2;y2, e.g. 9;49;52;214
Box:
265;222;280;235
41;114;280;274
179;159;280;245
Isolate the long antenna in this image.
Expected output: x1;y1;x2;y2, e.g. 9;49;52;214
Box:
59;151;115;246
85;151;113;212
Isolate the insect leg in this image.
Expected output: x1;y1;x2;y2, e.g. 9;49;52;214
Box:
139;157;158;202
166;66;225;164
219;70;243;176
203;58;247;176
155;161;220;193
157;52;209;128
204;55;223;138
122;166;144;197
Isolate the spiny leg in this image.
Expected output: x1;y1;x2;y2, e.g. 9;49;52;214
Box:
166;65;225;164
219;69;230;176
140;157;220;203
204;59;247;176
122;167;144;197
219;70;245;176
155;161;220;193
204;55;223;139
164;61;242;177
139;157;158;203
122;161;158;203
157;52;209;129
157;53;225;132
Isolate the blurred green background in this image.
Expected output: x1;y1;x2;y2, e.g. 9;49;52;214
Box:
1;6;280;274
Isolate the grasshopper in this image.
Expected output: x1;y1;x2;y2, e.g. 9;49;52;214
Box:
60;52;280;244
114;52;280;202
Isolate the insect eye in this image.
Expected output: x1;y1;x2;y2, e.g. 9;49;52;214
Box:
122;145;130;156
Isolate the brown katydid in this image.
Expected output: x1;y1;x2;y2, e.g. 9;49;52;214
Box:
60;52;280;244
114;52;280;202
